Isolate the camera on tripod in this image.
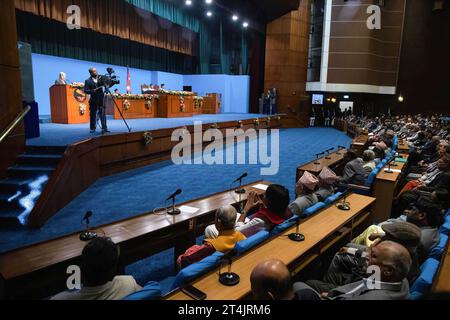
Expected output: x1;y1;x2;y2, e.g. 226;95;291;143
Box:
100;67;120;89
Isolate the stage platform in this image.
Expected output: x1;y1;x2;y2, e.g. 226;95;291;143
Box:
28;113;268;146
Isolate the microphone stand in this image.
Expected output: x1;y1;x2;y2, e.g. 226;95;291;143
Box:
288;220;305;242
337;194;351;211
79;216;98;241
102;84;132;134
167;196;181;215
218;255;240;286
235;177;246;194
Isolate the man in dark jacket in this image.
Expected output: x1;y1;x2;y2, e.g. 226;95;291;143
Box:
84;68;109;133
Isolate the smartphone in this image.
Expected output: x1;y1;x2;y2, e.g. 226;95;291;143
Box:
181;285;207;300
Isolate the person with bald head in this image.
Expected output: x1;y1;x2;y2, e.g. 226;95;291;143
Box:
295;241;412;300
250;260;296;300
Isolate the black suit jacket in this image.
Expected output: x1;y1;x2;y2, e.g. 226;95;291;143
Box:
84;77;105;106
421;170;450;192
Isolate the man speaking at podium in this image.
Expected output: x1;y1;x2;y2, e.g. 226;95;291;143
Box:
84;68;109;134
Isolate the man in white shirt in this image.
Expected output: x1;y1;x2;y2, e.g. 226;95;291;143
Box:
51;237;141;300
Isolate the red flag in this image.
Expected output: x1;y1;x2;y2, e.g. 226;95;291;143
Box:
126;67;131;94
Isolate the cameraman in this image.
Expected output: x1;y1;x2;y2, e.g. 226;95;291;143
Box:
84;68;109;134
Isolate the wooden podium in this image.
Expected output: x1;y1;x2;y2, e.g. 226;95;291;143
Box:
203;93;221;114
157;95;194;118
49;85;89;124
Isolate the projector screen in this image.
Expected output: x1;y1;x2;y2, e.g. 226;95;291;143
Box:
339;101;354;112
312;94;324;105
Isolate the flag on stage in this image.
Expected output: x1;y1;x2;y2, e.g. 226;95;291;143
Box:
126;67;131;94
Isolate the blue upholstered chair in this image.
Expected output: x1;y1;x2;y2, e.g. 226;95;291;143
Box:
170;251;224;291
123;281;161;300
304;202;326;217
429;233;448;260
410;258;440;300
234;230;270;254
324;192;343;205
439;214;450;235
365;169;378;187
270;216;299;236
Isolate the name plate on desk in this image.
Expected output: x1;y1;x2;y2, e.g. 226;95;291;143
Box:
384;168;402;173
252;184;269;191
179;205;200;214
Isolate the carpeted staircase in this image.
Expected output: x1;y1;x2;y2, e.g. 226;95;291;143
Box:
0;146;65;227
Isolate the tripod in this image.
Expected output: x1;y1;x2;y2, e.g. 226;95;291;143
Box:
102;85;132;134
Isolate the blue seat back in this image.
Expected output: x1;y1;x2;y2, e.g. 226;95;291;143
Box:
270;216;299;236
324;192;343;205
170;252;224;291
234;230;270;254
365;169;378;187
410;258;440;300
429;233;448;260
304;202;326;217
123;281;161;300
439;214;450;235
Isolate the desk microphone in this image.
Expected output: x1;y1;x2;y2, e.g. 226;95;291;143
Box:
314;152;325;165
337;192;350;211
80;211;98;241
218;254;240;286
288;219;305;242
234;173;248;194
166;189;182;215
325;147;334;159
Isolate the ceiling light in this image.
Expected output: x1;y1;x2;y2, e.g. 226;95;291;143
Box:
232;15;239;21
243;22;249;28
185;0;192;6
398;95;404;102
206;11;213;17
205;0;213;4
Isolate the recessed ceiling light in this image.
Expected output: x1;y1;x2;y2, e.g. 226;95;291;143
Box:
232;15;239;21
185;0;192;6
243;22;249;28
205;0;213;4
206;11;213;17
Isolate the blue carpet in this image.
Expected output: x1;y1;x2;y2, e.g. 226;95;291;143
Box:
1;128;351;288
28;113;268;146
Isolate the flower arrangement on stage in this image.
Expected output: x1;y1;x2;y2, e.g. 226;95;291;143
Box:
115;94;159;100
123;99;131;111
180;96;186;112
193;96;204;109
79;103;87;116
159;89;195;96
70;82;85;89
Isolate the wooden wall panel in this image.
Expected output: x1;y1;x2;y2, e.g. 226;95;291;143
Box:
0;0;24;178
265;0;311;125
326;0;406;88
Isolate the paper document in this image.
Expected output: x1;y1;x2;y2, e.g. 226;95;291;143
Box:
179;205;200;214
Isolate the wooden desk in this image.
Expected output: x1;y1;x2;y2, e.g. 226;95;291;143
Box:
372;156;408;223
398;140;410;154
106;96;157;119
165;193;376;300
157;94;194;118
431;237;450;295
0;181;270;299
296;149;347;183
351;135;368;157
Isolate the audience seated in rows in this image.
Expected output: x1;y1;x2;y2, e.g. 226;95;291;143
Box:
294;241;412;300
315;167;339;201
205;184;292;238
178;205;246;269
306;222;421;293
338;150;368;185
51;237;141;300
289;171;320;215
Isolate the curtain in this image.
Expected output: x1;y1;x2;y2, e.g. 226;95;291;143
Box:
199;22;211;74
219;20;231;74
241;31;249;75
15;0;198;56
125;0;200;32
16;10;197;74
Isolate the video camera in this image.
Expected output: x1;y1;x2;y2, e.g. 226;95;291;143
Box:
99;67;120;89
